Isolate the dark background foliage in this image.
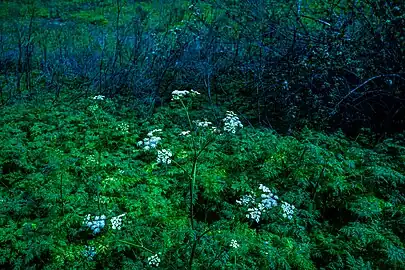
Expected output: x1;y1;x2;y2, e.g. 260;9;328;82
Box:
0;0;404;138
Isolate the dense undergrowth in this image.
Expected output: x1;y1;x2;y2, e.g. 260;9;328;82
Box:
1;1;404;268
1;91;404;269
1;0;404;136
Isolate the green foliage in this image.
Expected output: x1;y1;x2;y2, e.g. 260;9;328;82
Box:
1;91;404;269
0;0;404;268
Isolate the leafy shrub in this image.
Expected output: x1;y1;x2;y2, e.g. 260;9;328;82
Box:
1;91;404;269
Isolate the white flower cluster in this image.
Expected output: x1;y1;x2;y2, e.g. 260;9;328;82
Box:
172;90;189;100
116;122;129;133
246;207;262;223
85;155;98;166
157;149;172;164
259;184;278;209
236;184;279;223
93;95;105;100
193;120;213;127
105;176;117;182
111;213;126;230
236;192;255;206
147;129;162;137
211;126;220;133
179;130;191;137
281;202;295;220
148;254;161;267
171;89;200;100
230;239;240;249
101;176;118;189
223;111;243;134
84;214;106;234
259;184;270;193
137;129;162;150
94;195;110;204
83;245;96;260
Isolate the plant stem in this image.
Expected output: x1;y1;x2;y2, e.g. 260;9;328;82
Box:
117;240;154;253
60;173;64;215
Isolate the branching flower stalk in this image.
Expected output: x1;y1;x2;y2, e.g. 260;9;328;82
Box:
172;90;217;269
90;97;104;213
171;90;243;269
177;97;217;229
177;95;203;231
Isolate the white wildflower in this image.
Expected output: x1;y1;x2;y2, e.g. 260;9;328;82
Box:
157;149;172;164
236;193;255;206
150;136;161;147
111;213;126;230
259;184;271;193
193;120;212;127
171;89;200;100
105;176;117;182
171;90;190;100
247;207;261;223
93;95;105;100
281;202;295;220
190;89;201;96
83;245;97;260
84;214;106;234
85;155;98;165
179;130;191;137
137;131;162;150
237;186;279;223
97;195;110;204
148;254;161;267
211;126;220;133
258;185;278;210
116;122;129;133
223;111;243;134
230;239;240;249
147;129;162;137
260;193;278;210
102;176;118;189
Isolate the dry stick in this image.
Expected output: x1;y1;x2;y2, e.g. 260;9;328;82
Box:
299;15;331;27
113;0;122;69
25;9;35;93
330;74;405;116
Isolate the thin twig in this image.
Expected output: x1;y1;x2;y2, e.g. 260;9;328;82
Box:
331;74;405;115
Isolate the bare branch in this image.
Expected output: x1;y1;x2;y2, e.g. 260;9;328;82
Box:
331;74;405;115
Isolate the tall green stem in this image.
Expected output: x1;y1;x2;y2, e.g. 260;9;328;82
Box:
177;98;216;269
180;99;198;230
